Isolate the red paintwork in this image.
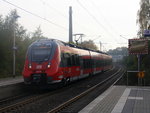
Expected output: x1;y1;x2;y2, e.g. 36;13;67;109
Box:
22;41;112;84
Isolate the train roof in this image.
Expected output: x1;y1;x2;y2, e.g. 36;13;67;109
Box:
34;38;109;55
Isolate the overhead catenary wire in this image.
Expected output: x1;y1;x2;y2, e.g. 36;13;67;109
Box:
90;1;128;41
77;0;130;50
2;0;101;42
76;0;120;43
2;0;68;31
39;0;96;38
40;0;94;34
39;0;68;19
120;35;128;40
2;0;129;45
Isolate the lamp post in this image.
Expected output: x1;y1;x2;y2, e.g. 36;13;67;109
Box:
93;35;102;51
12;15;20;78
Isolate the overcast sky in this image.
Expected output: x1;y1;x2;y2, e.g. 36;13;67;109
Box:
0;0;140;51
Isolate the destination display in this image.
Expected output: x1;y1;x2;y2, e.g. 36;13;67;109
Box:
128;38;148;54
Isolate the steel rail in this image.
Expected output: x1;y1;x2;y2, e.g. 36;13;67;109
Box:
0;93;31;106
0;67;119;113
47;67;125;113
0;90;57;113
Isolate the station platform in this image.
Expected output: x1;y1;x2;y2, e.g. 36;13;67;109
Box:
0;76;23;87
79;85;150;113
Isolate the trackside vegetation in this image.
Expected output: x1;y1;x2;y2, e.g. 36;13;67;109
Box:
0;10;98;78
0;10;46;78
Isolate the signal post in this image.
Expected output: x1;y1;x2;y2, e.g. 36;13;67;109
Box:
128;38;148;86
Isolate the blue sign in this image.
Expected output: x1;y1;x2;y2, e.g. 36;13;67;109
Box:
144;30;150;37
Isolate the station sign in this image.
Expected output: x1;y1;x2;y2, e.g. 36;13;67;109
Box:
128;38;148;55
144;30;150;37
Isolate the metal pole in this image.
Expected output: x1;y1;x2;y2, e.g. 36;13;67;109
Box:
137;54;140;86
138;73;139;86
13;22;16;77
127;72;128;86
80;35;82;44
99;41;102;51
73;33;84;44
12;15;19;77
137;55;140;71
69;6;73;43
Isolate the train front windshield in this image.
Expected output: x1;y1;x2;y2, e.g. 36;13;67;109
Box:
31;47;51;62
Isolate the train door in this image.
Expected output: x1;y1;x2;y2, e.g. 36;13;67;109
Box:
60;53;69;78
89;51;93;75
60;52;72;83
72;54;80;77
60;53;66;76
80;56;83;76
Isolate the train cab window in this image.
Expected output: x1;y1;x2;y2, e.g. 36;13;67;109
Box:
31;47;51;62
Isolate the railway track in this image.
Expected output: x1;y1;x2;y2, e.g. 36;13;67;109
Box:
0;87;66;113
0;66;125;113
48;67;125;113
0;93;30;108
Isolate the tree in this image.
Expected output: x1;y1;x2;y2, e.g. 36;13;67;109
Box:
137;0;150;37
107;47;128;56
0;9;51;77
136;1;150;85
0;10;20;76
31;26;47;42
0;10;30;77
79;40;98;50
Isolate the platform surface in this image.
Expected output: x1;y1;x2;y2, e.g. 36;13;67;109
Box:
0;76;23;87
79;85;150;113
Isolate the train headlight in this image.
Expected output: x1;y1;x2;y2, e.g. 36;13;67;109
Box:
58;75;64;79
29;64;32;69
47;62;51;68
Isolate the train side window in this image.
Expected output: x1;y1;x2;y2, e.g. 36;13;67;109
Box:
98;59;102;67
60;53;64;67
63;53;70;67
76;55;80;66
82;59;91;69
88;59;91;68
74;55;77;66
91;59;94;68
72;54;76;66
60;53;67;67
83;59;85;69
93;59;96;68
84;60;86;68
85;60;87;68
85;59;88;69
102;59;104;66
66;53;72;66
80;57;84;69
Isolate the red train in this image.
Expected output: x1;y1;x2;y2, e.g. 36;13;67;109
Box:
22;39;112;85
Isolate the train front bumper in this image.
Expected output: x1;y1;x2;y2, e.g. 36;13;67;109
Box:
24;74;60;84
